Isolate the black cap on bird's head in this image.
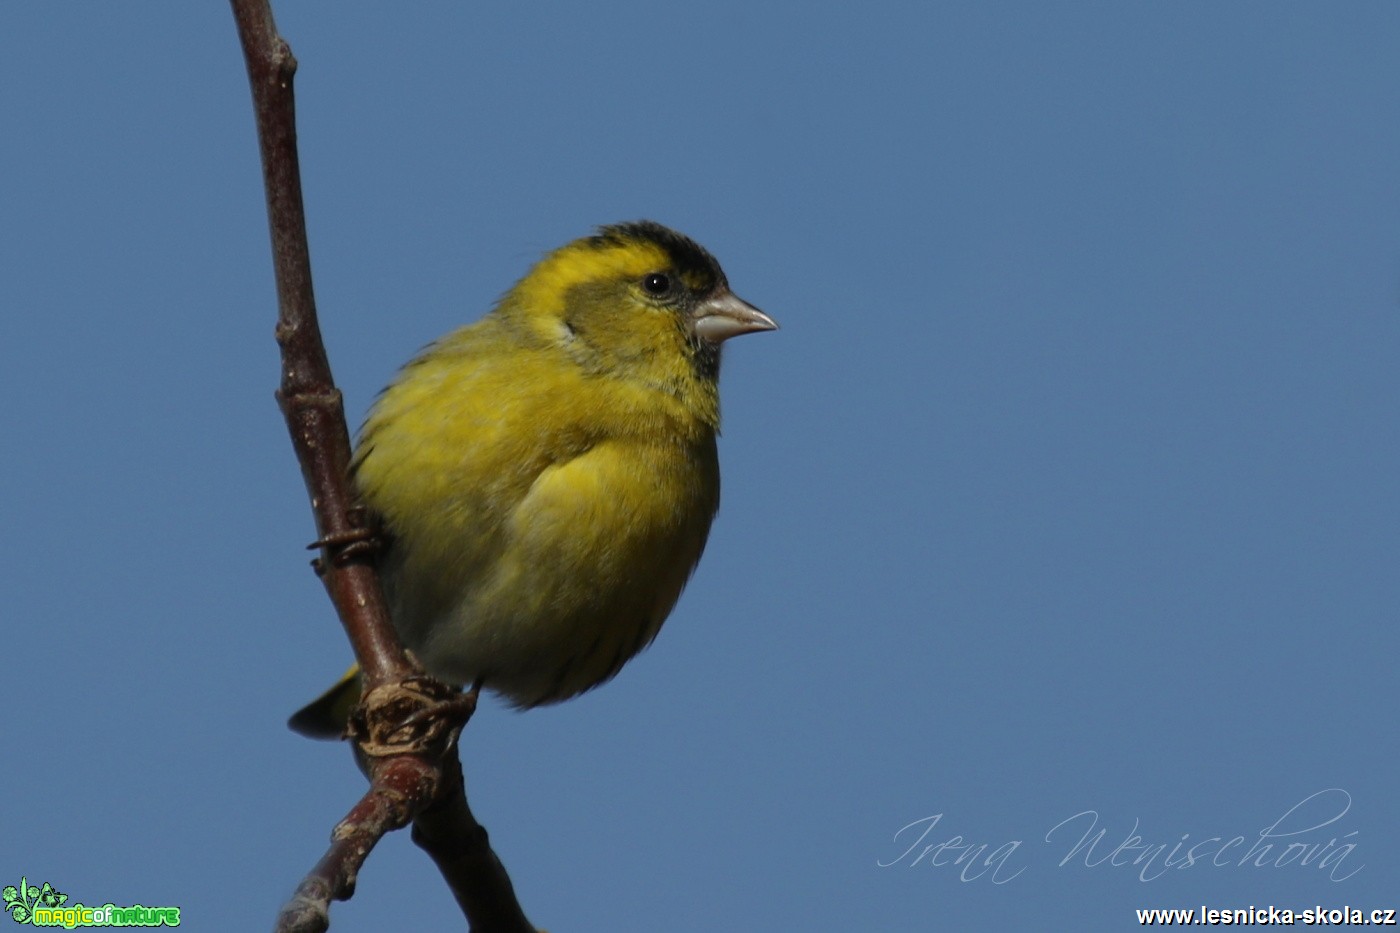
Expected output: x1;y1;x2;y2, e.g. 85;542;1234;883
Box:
590;221;726;290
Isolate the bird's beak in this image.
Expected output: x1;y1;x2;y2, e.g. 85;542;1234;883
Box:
691;291;779;344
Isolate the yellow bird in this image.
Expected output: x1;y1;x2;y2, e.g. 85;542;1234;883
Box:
290;221;776;738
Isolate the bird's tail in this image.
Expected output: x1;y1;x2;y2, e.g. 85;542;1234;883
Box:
288;664;362;739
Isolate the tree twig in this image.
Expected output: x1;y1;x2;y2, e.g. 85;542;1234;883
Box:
228;2;536;929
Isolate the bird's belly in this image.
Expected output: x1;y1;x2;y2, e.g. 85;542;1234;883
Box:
388;437;719;706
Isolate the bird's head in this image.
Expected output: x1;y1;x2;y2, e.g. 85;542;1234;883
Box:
502;221;776;397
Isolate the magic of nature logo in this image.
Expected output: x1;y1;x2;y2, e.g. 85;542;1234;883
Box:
3;878;180;928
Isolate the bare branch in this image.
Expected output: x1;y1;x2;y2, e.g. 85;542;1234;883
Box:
414;756;536;930
228;1;536;929
228;0;407;684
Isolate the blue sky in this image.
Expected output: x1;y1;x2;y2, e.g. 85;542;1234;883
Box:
4;2;1398;929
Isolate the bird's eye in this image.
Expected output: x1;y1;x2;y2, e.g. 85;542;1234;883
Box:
642;272;672;296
